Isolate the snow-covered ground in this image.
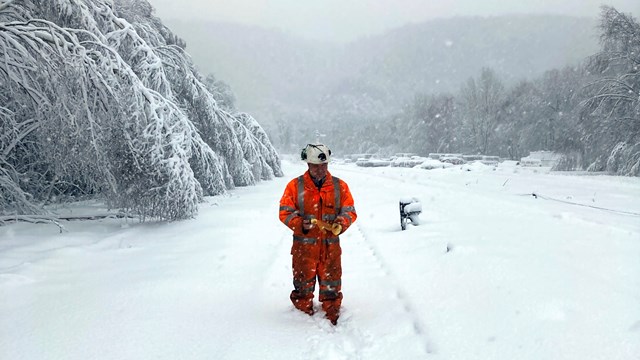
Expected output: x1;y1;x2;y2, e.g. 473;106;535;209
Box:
1;160;639;360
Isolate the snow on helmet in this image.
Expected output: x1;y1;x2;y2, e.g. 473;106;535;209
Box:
301;144;331;164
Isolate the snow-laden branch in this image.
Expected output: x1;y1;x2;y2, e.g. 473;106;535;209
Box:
0;0;16;12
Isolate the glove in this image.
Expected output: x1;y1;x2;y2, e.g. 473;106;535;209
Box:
302;219;314;230
334;216;347;226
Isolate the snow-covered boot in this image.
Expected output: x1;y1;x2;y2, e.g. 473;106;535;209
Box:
324;305;339;325
291;294;314;315
326;311;339;325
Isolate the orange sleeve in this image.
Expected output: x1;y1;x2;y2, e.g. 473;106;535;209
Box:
279;179;303;233
338;180;357;233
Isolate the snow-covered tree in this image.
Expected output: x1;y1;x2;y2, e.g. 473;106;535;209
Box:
234;112;283;180
0;0;282;220
406;93;458;155
582;6;640;175
459;68;505;155
204;74;236;112
497;80;542;160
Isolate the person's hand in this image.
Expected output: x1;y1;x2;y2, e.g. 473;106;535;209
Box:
334;216;346;226
302;219;314;230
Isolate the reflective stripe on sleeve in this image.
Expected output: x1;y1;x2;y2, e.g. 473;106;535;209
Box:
284;211;299;226
339;206;355;225
280;205;297;212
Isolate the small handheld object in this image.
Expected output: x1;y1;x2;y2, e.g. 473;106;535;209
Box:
311;218;342;236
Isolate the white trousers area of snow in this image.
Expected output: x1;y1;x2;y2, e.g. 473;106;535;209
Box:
1;160;639;360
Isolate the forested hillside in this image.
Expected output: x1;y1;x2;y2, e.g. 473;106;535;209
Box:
169;9;638;176
166;15;599;127
0;0;283;220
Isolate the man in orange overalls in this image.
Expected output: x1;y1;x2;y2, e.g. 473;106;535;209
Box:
279;143;357;325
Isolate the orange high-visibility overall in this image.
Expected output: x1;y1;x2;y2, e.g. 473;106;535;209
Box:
279;171;357;320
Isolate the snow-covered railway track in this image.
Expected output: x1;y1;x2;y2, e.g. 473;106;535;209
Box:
345;222;435;356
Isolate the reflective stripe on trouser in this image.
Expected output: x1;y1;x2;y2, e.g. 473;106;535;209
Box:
293;277;316;295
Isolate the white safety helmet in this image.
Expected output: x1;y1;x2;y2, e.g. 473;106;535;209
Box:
301;143;331;164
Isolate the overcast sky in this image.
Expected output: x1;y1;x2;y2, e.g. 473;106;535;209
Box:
147;0;640;42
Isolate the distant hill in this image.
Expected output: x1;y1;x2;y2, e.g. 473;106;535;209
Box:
337;15;599;103
165;20;340;113
166;15;599;128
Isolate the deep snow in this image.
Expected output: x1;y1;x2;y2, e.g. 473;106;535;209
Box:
1;159;639;360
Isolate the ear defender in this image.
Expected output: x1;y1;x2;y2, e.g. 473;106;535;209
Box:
318;149;331;161
300;147;307;161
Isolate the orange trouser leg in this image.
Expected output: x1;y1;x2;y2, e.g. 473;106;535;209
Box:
318;246;342;323
291;254;317;315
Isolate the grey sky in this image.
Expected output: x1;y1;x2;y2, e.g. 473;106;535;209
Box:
148;0;640;42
